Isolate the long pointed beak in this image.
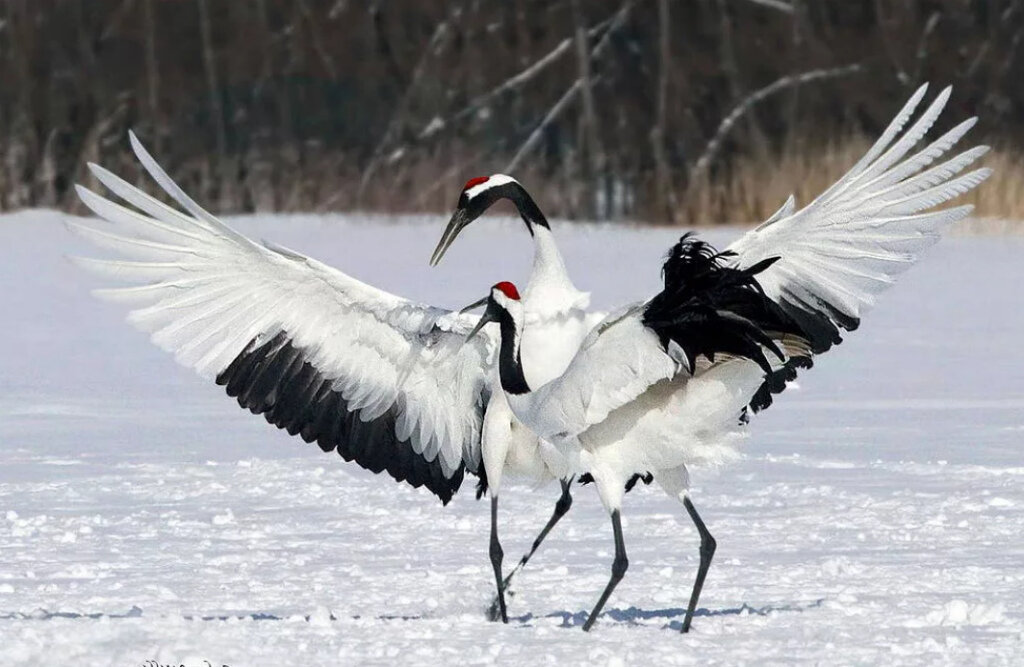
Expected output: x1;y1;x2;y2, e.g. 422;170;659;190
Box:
460;295;489;314
430;208;470;266
462;296;495;342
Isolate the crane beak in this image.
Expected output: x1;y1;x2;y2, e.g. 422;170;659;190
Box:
463;296;496;342
430;208;470;266
459;295;489;314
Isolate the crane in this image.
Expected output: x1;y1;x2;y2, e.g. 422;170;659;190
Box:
454;84;990;632
68;134;596;624
432;173;613;620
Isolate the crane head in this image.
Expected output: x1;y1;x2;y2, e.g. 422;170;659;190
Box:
430;174;547;266
462;282;521;342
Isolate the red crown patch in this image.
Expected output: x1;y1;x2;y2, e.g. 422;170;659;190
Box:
494;281;520;300
463;176;490;190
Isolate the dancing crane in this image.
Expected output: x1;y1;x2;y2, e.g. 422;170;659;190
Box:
68;134;596;624
455;84;990;632
433;174;610;620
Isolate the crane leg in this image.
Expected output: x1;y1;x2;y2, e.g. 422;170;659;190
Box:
582;509;628;632
681;496;716;633
488;496;508;623
487;477;574;619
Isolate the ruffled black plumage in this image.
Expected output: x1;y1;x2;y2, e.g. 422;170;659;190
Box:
643;234;806;375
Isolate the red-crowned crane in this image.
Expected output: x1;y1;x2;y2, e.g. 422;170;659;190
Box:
432;174;613;620
68;133;599;624
450;85;990;632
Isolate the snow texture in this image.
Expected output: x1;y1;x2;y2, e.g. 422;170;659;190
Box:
1;210;1023;666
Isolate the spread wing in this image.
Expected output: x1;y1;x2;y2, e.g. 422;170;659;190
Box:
69;132;495;504
517;237;808;440
727;84;991;411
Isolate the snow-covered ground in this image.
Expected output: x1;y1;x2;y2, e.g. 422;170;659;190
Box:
1;210;1022;666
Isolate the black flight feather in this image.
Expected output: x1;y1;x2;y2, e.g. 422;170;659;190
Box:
643;234;807;377
216;331;467;504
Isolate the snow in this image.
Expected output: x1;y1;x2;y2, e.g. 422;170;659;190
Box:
2;209;1023;666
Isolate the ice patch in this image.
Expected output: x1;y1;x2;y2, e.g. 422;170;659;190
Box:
907;600;1007;627
212;509;235;525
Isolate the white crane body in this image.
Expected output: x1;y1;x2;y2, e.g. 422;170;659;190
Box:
461;84;991;632
479;223;594;488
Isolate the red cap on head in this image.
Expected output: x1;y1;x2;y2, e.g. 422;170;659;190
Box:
494;281;520;300
463;176;490;191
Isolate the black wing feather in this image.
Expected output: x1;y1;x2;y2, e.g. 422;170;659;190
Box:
217;331;467;504
643;234;808;377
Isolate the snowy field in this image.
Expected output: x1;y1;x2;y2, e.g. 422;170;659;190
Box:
1;209;1023;666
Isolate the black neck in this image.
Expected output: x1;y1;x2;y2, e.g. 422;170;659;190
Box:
504;183;549;235
496;308;531;395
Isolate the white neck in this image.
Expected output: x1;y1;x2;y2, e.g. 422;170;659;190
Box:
505;299;525;360
522;226;590;316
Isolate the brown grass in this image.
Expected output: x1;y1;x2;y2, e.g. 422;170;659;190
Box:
957;145;1024;232
35;129;1024;232
678;135;1024;231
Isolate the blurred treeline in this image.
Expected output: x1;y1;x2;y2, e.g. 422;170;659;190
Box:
1;0;1021;222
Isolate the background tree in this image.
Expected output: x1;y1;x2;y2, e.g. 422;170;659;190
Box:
0;0;1020;222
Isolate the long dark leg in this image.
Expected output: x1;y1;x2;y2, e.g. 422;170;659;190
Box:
487;477;574;618
582;509;628;632
681;496;716;633
488;496;508;623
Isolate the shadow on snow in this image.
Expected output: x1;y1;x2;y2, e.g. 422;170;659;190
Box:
521;599;825;629
0;599;824;628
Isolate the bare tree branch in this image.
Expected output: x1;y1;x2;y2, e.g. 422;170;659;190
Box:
571;0;600;217
298;0;338;80
716;0;771;163
412;150;488;209
966;42;990;80
590;0;633;59
142;0;160;154
99;0;138;43
873;0;909;85
650;0;677;221
689;64;863;184
357;5;462;204
197;0;226;161
506;80;583;173
913;11;941;83
504;0;633;173
418;11;617;141
419;38;572;140
742;0;793;13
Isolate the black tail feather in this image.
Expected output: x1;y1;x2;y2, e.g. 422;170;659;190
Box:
643;234;807;376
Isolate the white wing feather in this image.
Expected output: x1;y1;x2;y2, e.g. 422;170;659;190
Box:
512;306;678;440
70;134;494;481
728;85;990;335
518;85;990;440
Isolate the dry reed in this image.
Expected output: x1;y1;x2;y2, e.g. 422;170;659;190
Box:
678;135;1024;231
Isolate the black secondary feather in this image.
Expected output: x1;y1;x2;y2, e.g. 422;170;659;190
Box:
643;234;807;375
749;275;862;414
217;331;467;504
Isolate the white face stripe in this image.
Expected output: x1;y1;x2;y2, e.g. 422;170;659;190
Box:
466;174;519;200
492;287;519;308
491;287;524;354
